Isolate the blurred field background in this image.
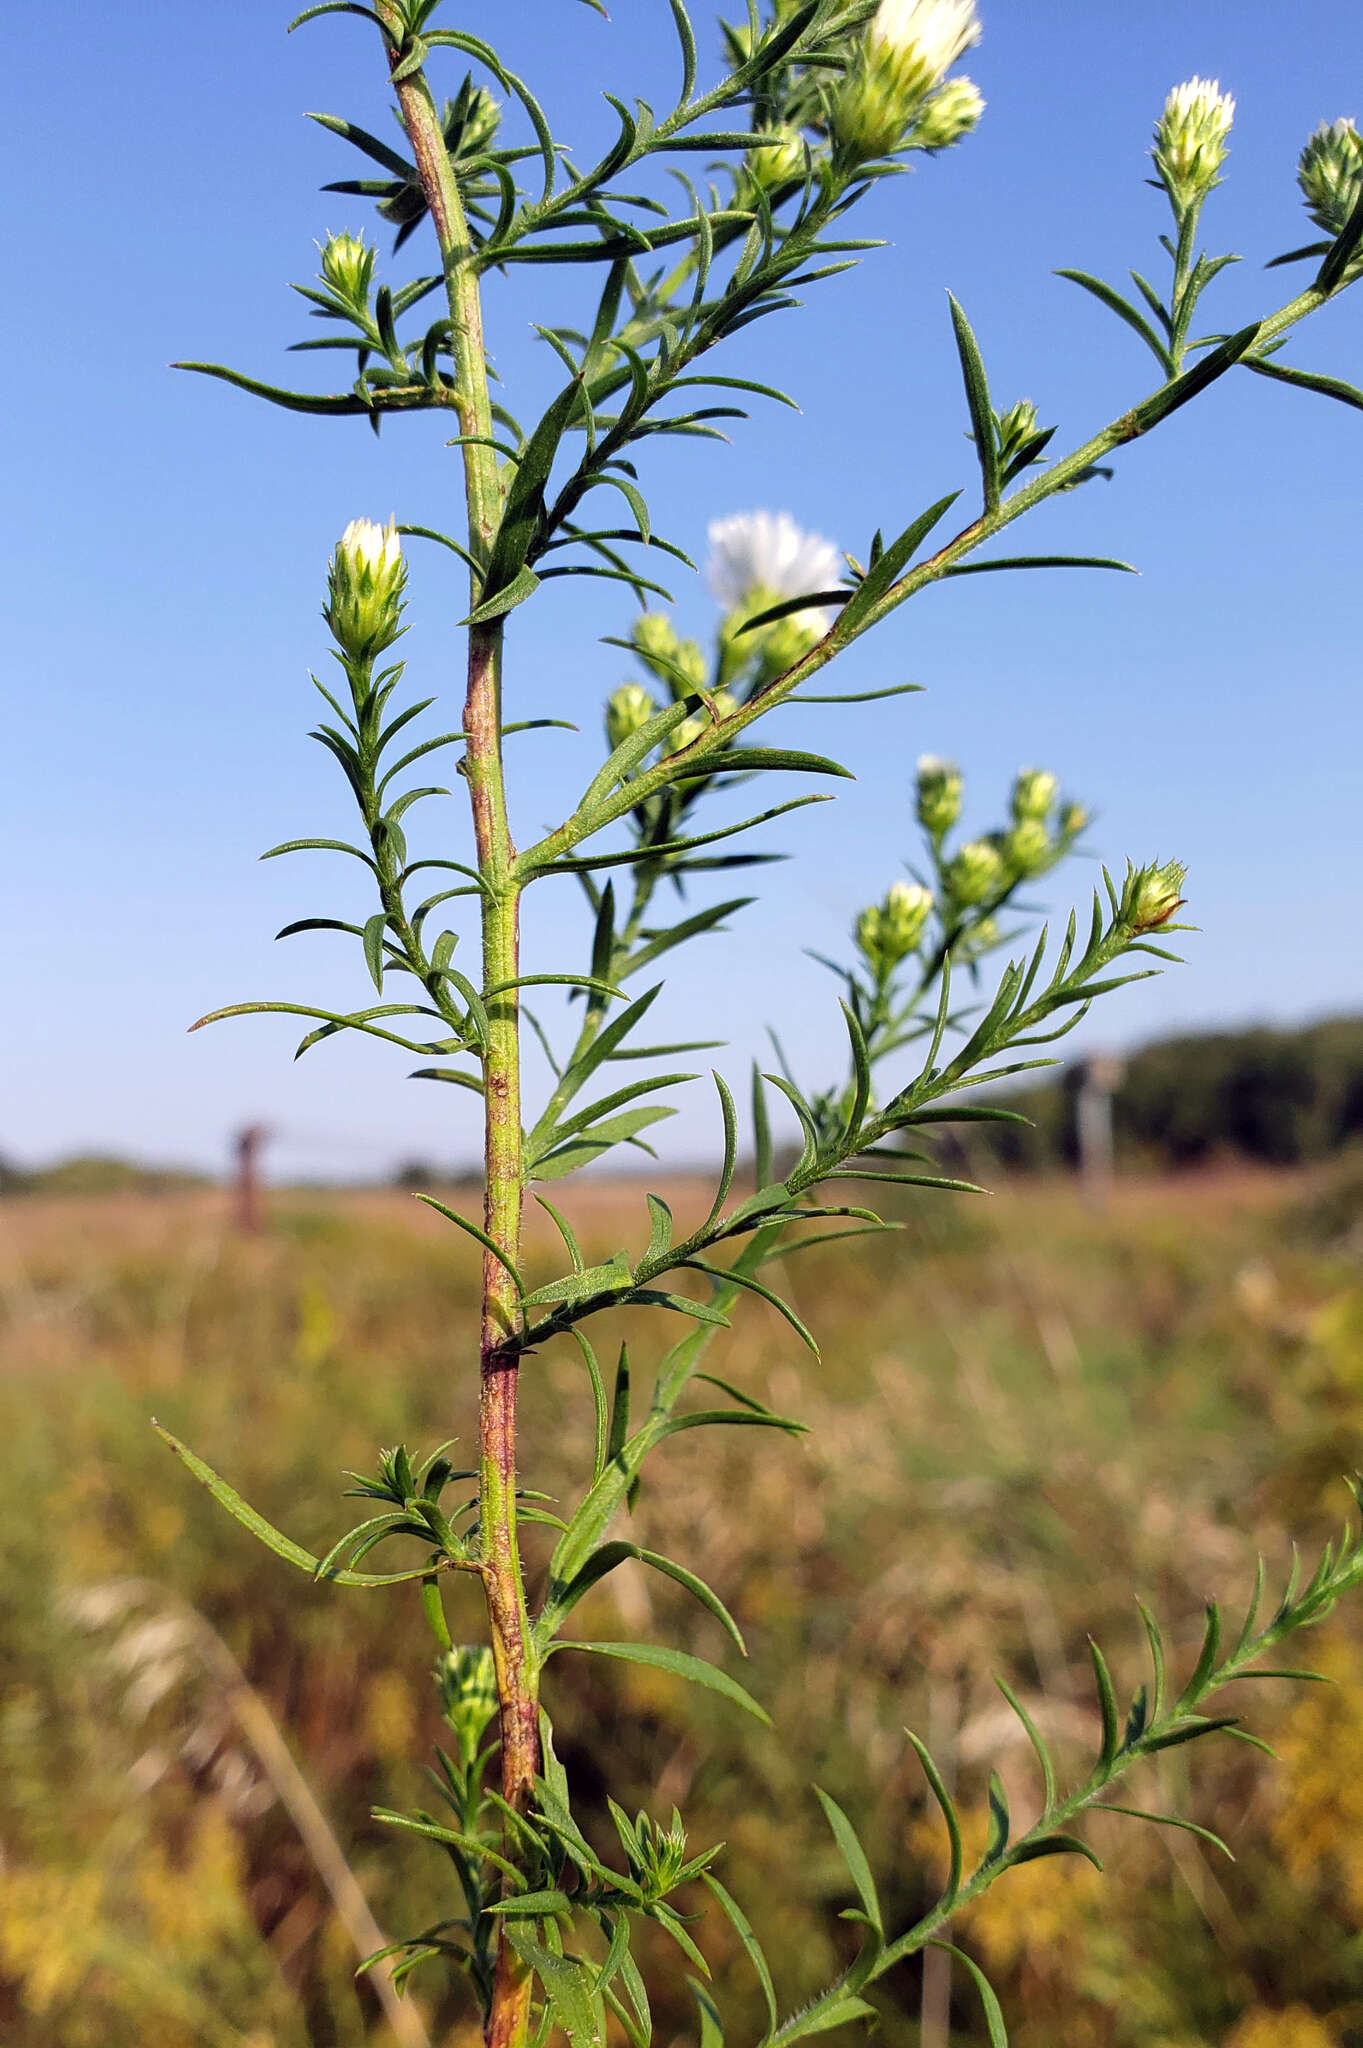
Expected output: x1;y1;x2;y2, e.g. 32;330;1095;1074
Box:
4;1152;1363;2048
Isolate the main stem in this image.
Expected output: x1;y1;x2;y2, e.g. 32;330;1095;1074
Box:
379;24;538;2048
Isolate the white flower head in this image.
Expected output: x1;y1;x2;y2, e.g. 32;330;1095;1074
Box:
706;510;842;620
1153;77;1235;213
326;518;406;661
833;0;980;161
867;0;980;86
338;517;403;580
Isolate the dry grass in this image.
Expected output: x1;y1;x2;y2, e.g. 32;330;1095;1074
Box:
1;1162;1361;2046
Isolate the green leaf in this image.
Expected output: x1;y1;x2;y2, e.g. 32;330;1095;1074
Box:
624;1289;731;1327
1127;322;1262;434
1098;1805;1233;1859
153;1425;461;1586
539;1541;746;1651
1054;270;1173;371
947;293;1000;511
482;1890;576;1919
171;361;374;414
701;1874;777;2036
552;1640;770;1722
1011;1832;1103;1872
521;1253;634;1309
942;555;1138;578
836;492;961;634
412;1194;527;1295
813;1788;882;1935
905;1729;962;1902
464;563;541;626
362;911;388;992
928;1943;1007;2046
1089;1638;1121;1764
505;1931;606;2048
683;1260;820;1358
1243;354;1363;414
531;1106;677;1179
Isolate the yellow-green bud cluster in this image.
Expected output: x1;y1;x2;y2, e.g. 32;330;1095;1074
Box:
833;0;980;164
437;1644;498;1762
606;681;657;752
747;129;810;191
325;518;406;663
946;836;1006;906
319;230;375;309
1124;858;1187;933
1059;799;1089;838
1298;118;1363;237
631;611;707;696
916;754;963;838
459;85;502;159
907;74;985;153
1002;817;1050;877
856;879;934;976
629;1810;689;1895
1010;766;1059;823
1152;77;1235;215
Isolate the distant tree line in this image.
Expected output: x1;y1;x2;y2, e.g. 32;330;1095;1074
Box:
980;1015;1363;1170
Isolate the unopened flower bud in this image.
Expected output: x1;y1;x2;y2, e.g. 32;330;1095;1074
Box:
1152;77;1235;215
1010;766;1058;823
916;754;963;837
325;518;405;662
747;129;809;191
1298;118;1363;237
606;681;657;752
881;879;934;958
319;230;375;307
1125;858;1187;933
437;1644;498;1762
458;85;502;159
947;836;1005;906
1058;799;1089;839
1003;817;1050;877
833;0;981;163
631;612;707;696
907;74;984;152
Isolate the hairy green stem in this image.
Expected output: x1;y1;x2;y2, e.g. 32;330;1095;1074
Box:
379;19;537;2047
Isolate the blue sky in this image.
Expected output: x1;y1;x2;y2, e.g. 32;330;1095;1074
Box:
6;1;1361;1180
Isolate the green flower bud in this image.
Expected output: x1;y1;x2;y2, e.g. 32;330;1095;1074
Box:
1058;798;1089;839
947;836;1006;906
1152;77;1235;215
883;879;933;954
1010;766;1059;823
833;0;980;164
606;681;657;752
437;1645;498;1763
907;74;984;152
855;880;935;976
747;129;809;191
1124;858;1187;933
916;754;963;837
631;612;707;696
1003;816;1051;877
457;85;502;160
1298;118;1363;237
319;230;375;308
325;518;405;662
629;1810;689;1895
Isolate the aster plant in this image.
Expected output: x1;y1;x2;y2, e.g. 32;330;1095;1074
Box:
163;5;1363;2044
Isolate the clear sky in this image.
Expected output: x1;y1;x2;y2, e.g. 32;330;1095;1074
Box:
6;1;1361;1181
